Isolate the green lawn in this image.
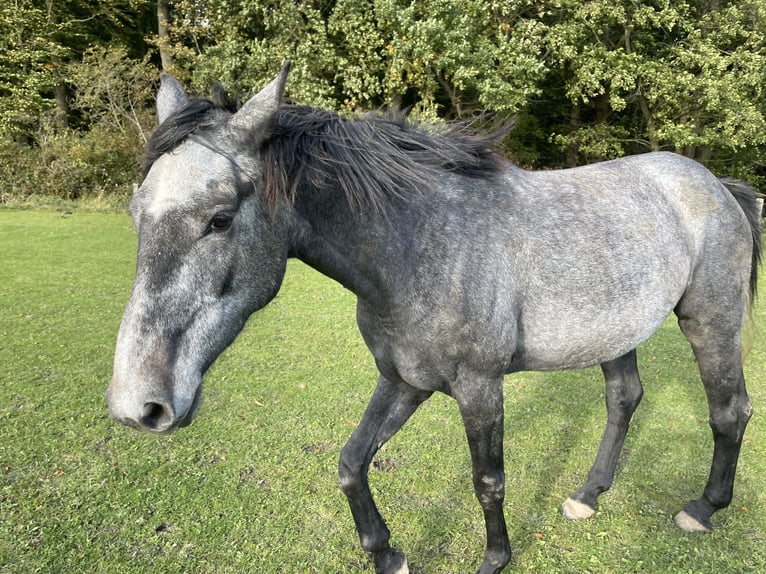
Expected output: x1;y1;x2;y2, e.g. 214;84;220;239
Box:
1;209;765;573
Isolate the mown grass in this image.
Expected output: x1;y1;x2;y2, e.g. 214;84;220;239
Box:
1;209;765;573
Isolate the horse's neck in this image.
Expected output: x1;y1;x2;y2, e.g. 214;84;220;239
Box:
287;187;412;306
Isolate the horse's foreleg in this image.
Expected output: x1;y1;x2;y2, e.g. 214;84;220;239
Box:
454;374;511;574
674;319;752;532
339;375;431;574
562;350;643;520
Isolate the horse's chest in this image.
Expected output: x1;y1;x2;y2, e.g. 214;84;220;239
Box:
357;308;512;392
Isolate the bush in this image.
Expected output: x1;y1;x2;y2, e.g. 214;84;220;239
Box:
0;122;141;202
0;47;156;204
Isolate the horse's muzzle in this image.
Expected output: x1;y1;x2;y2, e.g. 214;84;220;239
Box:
105;381;202;434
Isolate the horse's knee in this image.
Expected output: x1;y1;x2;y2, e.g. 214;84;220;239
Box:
602;352;643;424
738;396;754;424
475;470;505;508
338;443;365;494
620;379;643;410
607;383;643;424
709;395;753;443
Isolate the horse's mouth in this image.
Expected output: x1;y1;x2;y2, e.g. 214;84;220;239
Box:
177;384;203;429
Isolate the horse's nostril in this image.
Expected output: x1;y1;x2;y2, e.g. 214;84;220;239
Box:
141;401;174;431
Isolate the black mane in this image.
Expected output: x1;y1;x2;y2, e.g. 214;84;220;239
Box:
144;92;506;212
263;106;506;212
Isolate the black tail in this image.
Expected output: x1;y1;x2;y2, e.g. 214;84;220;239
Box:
721;177;763;301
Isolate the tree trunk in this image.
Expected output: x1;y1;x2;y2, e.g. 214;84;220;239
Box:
637;88;659;151
54;80;69;129
157;0;174;73
566;103;580;167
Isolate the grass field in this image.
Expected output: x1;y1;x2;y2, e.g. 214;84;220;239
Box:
2;209;766;573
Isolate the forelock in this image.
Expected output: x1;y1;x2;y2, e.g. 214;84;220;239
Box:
143;86;240;178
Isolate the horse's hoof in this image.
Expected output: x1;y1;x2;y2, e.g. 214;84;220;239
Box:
673;510;712;533
373;547;409;574
561;497;596;520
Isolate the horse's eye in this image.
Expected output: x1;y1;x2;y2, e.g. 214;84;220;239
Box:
208;212;234;233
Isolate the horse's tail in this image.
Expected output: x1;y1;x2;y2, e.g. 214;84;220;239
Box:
721;178;763;302
720;178;763;358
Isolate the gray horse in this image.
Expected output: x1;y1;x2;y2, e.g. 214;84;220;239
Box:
107;62;762;573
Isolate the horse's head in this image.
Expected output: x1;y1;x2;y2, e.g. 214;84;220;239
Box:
106;63;292;433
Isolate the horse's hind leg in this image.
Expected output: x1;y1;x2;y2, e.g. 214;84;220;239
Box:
339;375;431;574
562;350;643;520
674;311;753;532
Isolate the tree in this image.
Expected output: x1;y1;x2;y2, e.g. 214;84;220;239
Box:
0;0;158;200
2;0;764;199
0;0;154;141
157;0;175;72
534;0;766;175
159;0;550;123
66;46;156;142
158;0;764;179
0;1;65;140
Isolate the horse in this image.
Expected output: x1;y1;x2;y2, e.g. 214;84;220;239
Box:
106;62;762;574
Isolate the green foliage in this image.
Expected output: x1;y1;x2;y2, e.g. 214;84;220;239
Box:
1;0;765;199
178;0;548;120
0;0;64;139
0;0;153;140
161;0;765;181
0;43;155;202
0;1;155;201
540;0;766;171
66;46;157;142
0;122;142;201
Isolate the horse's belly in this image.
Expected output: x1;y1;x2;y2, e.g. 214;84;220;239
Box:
507;221;693;371
512;295;679;372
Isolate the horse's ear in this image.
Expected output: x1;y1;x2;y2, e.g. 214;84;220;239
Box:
230;61;291;135
157;73;189;124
